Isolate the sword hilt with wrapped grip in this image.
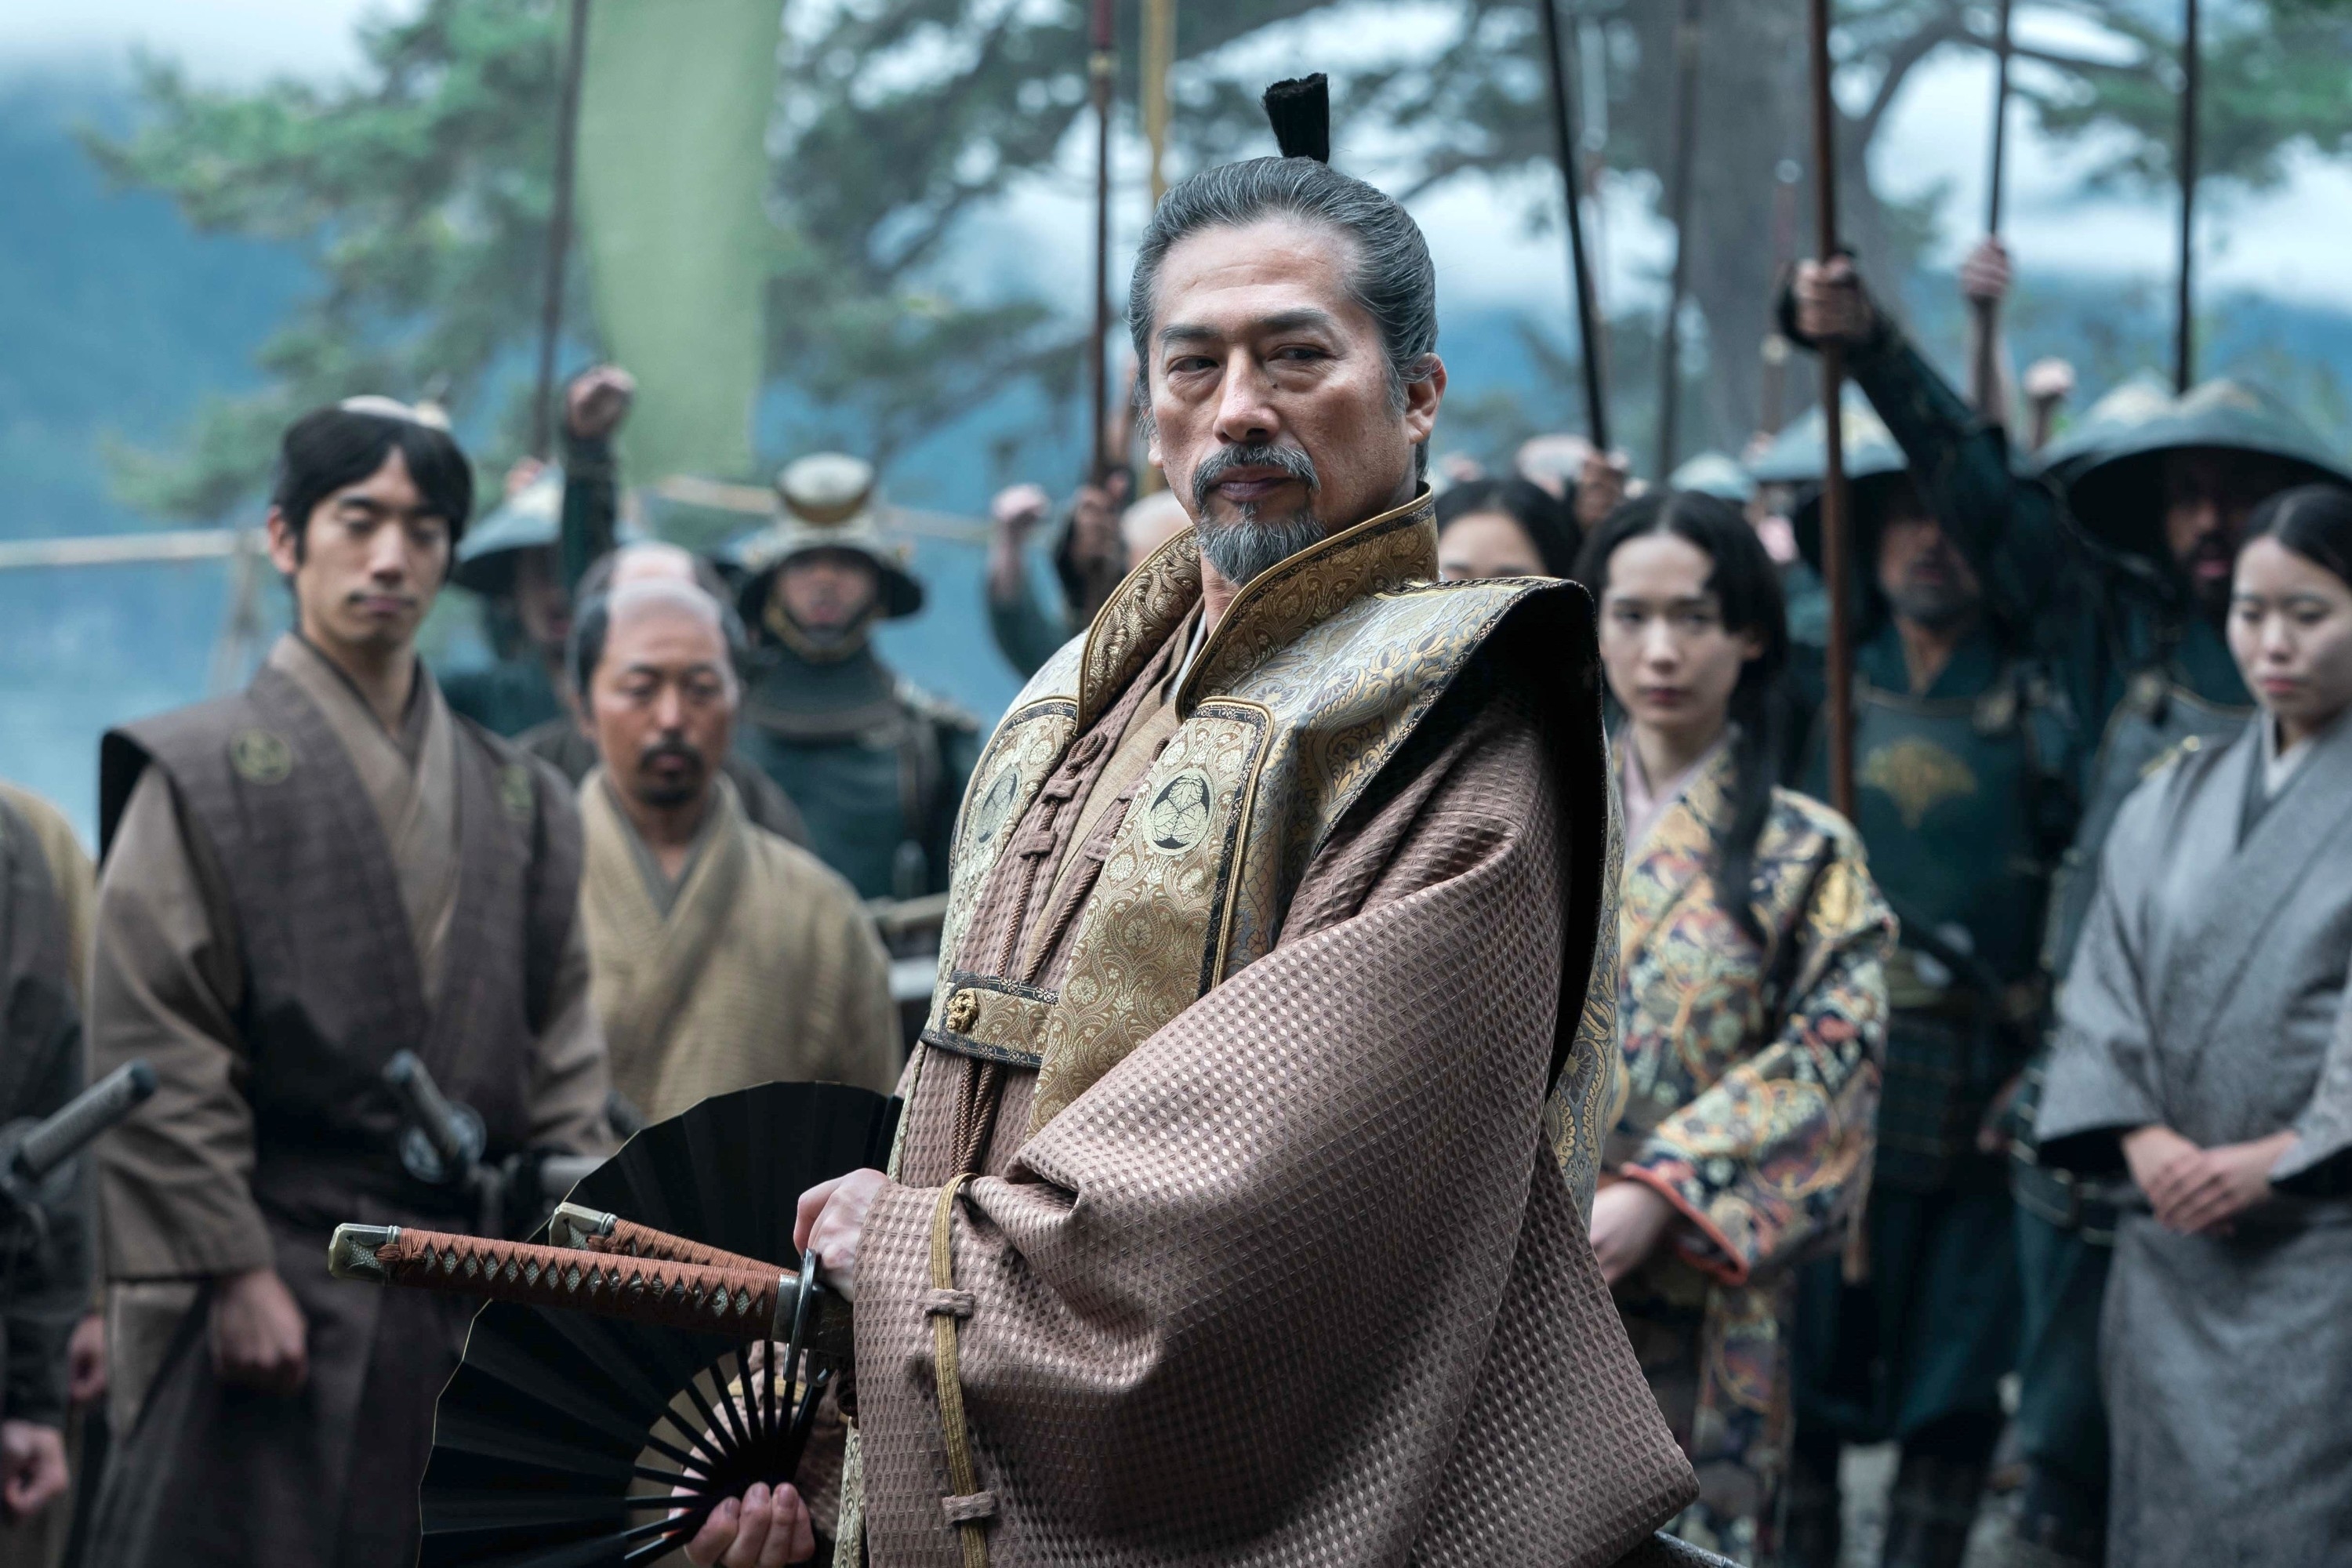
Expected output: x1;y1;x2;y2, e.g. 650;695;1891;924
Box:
550;1201;776;1276
328;1221;853;1359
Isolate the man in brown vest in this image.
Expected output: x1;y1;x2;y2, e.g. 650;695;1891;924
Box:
82;398;612;1568
688;80;1699;1568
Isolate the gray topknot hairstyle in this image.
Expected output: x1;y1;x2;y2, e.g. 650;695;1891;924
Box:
1127;79;1439;448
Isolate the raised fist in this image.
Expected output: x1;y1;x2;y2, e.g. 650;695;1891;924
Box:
564;365;637;442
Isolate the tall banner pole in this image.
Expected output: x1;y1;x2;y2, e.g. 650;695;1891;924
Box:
1090;0;1116;481
2175;0;2199;394
1972;0;2012;419
1653;0;1703;477
530;0;592;459
1807;0;1856;820
1539;0;1611;453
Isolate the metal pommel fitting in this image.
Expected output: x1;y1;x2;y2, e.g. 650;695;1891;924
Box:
328;1223;401;1283
548;1202;617;1250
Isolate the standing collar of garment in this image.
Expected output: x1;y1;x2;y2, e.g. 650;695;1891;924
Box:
1065;488;1438;730
1619;724;1734;861
746;637;897;715
1858;615;2005;701
596;768;736;917
274;631;432;760
2255;703;2352;811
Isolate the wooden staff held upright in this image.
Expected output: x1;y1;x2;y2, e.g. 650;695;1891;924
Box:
1653;0;1704;479
529;0;593;459
1972;0;2012;421
1539;0;1610;453
1091;0;1117;482
1807;0;1856;819
2175;0;2200;394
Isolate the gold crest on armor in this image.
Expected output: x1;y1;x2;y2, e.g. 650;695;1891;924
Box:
230;728;294;785
1861;737;1976;829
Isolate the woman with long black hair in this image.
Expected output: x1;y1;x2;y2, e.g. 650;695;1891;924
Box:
1574;491;1893;1564
1433;474;1583;582
2035;484;2352;1566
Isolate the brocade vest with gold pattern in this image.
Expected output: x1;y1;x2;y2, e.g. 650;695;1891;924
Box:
895;491;1622;1200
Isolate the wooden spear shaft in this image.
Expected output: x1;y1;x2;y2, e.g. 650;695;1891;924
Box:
1972;0;2012;421
1653;0;1703;478
1539;0;1610;454
530;0;591;460
2175;0;2199;394
1090;0;1116;481
1808;0;1856;820
1142;0;1174;205
1759;160;1801;437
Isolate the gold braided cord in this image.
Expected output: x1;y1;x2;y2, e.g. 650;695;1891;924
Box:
929;1175;989;1568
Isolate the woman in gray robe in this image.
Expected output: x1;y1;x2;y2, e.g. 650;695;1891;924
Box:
2036;482;2352;1567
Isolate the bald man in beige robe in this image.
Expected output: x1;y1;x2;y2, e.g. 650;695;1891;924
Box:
574;577;900;1122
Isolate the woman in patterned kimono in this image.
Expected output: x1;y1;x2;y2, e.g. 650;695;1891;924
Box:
1575;492;1895;1563
2035;485;2352;1568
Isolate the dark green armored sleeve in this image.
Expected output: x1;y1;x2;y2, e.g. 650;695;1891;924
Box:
559;426;622;598
1839;321;2071;633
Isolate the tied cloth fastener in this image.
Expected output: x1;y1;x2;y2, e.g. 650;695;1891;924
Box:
929;1176;992;1567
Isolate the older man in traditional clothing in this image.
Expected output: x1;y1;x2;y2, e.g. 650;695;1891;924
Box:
82;400;612;1568
526;543;811;845
573;573;900;1122
684;77;1700;1568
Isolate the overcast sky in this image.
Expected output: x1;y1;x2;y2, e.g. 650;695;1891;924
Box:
9;0;2349;321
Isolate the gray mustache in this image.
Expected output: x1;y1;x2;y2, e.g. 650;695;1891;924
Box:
1190;444;1319;512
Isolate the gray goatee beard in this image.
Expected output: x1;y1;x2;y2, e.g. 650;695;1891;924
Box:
1191;444;1326;587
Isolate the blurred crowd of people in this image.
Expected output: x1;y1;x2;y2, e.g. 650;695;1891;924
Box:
0;230;2338;1568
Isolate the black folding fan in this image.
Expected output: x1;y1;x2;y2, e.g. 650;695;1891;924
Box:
409;1080;898;1567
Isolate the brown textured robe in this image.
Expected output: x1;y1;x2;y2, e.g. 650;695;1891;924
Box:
840;495;1696;1566
81;634;610;1568
579;768;901;1120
